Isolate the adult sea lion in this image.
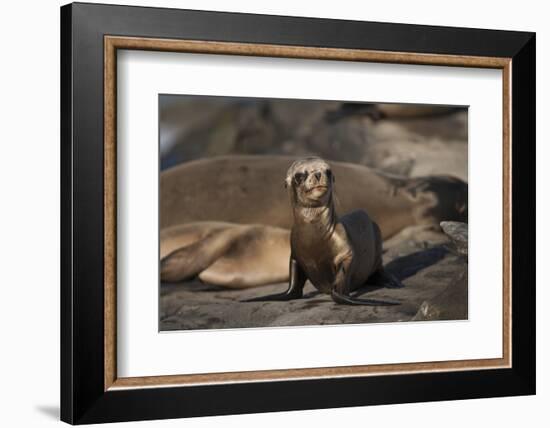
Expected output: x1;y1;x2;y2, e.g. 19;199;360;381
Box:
246;157;402;305
161;155;467;239
161;222;290;288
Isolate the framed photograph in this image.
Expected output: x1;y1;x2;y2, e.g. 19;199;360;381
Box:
60;2;535;424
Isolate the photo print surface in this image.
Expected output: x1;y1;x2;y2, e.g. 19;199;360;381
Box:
159;95;468;331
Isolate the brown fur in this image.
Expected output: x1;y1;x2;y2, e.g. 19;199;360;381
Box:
245;157;401;305
161;155;467;239
160;222;290;288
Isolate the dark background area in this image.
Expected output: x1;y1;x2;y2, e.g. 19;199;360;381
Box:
160;95;468;181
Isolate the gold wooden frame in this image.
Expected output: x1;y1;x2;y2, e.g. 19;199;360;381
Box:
104;35;512;391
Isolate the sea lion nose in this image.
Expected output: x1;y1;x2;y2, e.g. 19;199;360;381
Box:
314;172;321;181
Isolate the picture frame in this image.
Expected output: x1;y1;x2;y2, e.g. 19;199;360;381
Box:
60;2;535;424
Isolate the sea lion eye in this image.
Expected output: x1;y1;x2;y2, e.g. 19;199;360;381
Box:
326;169;332;178
294;171;308;184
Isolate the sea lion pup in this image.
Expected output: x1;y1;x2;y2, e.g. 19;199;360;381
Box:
160;155;467;239
247;157;402;306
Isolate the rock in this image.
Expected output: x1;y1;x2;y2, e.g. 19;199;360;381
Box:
413;221;468;321
383;224;449;255
413;268;468;321
440;221;468;256
160;227;468;331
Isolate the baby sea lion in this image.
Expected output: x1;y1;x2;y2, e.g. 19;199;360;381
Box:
247;157;402;306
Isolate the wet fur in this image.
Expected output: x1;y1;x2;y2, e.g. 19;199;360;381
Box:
246;157;402;305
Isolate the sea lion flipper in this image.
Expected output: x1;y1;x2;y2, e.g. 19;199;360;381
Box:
329;268;403;305
243;290;301;302
330;289;400;306
160;229;238;283
244;257;305;302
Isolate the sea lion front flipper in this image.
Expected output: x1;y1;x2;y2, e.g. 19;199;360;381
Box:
331;260;401;306
244;290;301;302
330;289;400;306
244;257;305;302
330;267;403;305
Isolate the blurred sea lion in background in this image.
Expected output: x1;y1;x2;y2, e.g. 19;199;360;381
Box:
161;155;467;239
161;222;290;288
325;103;460;122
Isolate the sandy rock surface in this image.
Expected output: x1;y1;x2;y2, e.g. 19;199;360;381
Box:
413;222;469;321
160;225;468;331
